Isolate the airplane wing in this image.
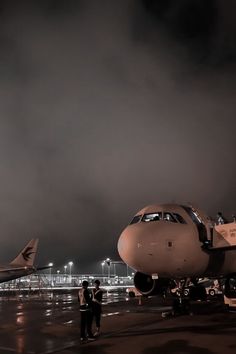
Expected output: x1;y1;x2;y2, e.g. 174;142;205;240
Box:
36;266;51;271
0;266;34;272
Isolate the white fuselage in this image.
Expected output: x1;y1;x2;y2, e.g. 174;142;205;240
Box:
118;204;236;279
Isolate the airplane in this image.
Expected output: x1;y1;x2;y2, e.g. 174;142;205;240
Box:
118;204;236;299
0;238;47;283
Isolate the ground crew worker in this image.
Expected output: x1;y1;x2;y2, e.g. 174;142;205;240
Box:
92;279;103;336
78;280;95;343
217;212;227;225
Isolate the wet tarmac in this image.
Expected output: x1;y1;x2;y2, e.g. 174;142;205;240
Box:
0;290;236;354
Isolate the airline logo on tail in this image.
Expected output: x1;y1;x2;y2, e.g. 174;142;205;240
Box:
0;238;39;284
22;247;35;261
10;238;39;267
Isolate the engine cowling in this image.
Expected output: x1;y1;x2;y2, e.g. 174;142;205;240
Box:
134;271;171;296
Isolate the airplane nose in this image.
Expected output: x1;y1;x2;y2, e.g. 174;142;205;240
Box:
118;227;140;269
117;229;127;261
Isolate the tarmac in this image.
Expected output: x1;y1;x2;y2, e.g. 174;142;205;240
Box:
0;290;235;354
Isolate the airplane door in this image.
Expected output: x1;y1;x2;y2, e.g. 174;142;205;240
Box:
182;206;212;247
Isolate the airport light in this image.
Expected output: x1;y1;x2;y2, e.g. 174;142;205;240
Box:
106;258;111;281
64;265;67;275
64;266;67;275
101;262;105;282
68;261;73;282
56;270;60;284
48;262;53;285
101;262;105;276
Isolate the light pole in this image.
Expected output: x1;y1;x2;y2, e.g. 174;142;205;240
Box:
68;261;73;283
57;270;60;283
48;262;53;285
64;265;67;283
101;262;105;277
101;262;105;280
106;258;111;283
64;265;67;275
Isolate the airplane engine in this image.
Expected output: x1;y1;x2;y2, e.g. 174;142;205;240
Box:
134;271;170;296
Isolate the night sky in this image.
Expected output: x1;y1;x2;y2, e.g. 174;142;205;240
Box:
0;0;236;273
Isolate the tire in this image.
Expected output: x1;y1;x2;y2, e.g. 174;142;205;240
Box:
184;289;189;296
209;289;215;297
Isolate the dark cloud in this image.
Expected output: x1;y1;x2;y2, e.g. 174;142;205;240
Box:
0;1;236;272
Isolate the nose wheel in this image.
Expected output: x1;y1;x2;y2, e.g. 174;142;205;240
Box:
171;278;191;315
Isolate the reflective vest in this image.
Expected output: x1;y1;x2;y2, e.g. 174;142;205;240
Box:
78;288;91;311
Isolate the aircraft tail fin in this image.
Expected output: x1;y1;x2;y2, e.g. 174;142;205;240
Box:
10;239;39;267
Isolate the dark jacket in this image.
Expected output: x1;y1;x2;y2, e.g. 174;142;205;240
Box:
92;288;103;306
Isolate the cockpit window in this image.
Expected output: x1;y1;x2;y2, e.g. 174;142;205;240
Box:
134;211;187;224
130;215;141;225
142;212;162;222
173;213;187;224
163;212;177;223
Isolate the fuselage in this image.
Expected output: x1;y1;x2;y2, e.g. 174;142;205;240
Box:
0;264;35;283
118;204;236;279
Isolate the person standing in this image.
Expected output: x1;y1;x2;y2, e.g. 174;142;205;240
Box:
92;279;103;336
217;212;227;225
78;280;95;343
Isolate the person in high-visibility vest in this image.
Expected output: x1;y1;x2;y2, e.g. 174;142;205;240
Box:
217;212;227;225
78;280;95;342
92;279;103;336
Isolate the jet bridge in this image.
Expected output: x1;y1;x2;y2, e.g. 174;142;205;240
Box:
209;223;236;309
210;222;236;250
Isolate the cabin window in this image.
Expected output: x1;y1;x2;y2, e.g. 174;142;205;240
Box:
130;215;142;224
142;212;162;222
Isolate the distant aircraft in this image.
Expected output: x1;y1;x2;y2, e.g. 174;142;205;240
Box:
118;204;236;298
0;238;47;283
